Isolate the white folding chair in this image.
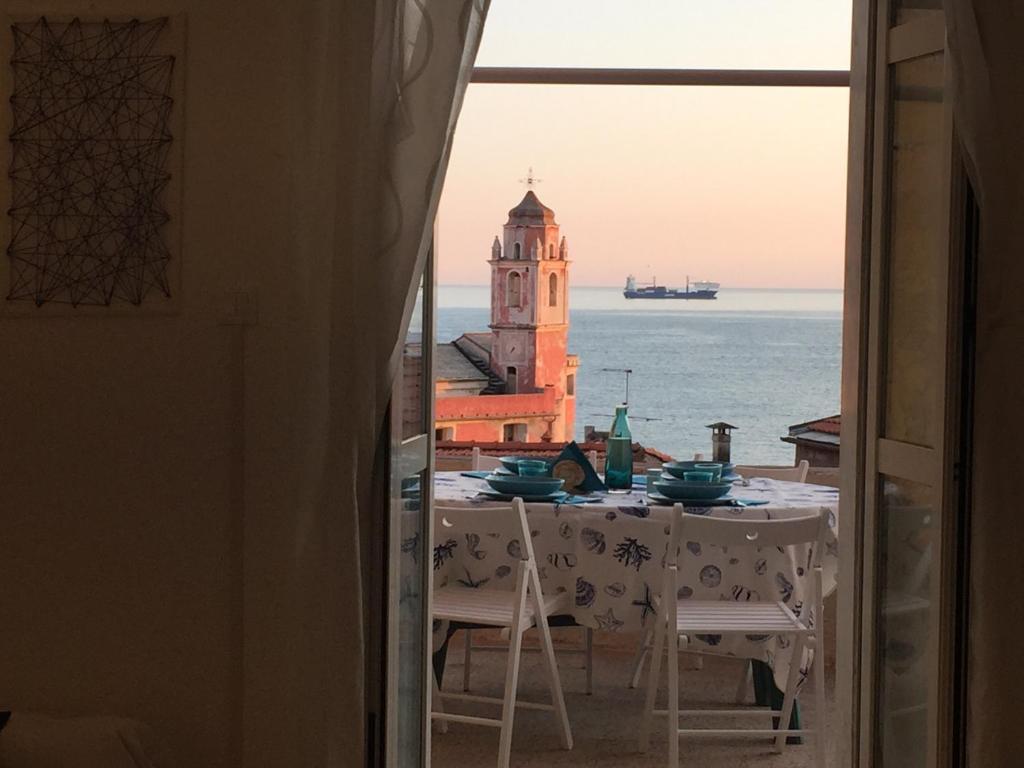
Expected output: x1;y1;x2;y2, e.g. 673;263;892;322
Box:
472;446;506;471
463;448;594;695
734;459;810;483
432;499;573;768
638;504;828;768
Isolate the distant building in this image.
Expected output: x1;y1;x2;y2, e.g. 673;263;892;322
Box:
781;415;841;467
434;189;578;442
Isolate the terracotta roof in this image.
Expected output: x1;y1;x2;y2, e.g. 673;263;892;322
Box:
788;415;841;436
781;414;841;449
436;440;673;463
506;190;556;225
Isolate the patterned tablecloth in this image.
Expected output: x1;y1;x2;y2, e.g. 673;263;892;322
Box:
428;472;840;691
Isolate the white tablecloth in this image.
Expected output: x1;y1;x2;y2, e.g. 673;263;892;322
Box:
428;472;839;690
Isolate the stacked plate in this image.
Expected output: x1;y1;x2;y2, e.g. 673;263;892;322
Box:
482;473;566;502
662;460;740;481
649;463;734;506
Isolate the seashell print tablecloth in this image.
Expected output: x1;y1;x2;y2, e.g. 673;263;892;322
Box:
424;472;840;692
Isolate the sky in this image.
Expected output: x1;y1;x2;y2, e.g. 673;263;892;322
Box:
436;0;853;289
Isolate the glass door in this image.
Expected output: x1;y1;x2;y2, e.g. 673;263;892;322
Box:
385;248;436;767
856;3;968;765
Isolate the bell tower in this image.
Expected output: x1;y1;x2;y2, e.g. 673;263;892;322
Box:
489;182;573;439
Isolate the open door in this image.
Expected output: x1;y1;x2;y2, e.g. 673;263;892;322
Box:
846;2;972;765
380;247;436;768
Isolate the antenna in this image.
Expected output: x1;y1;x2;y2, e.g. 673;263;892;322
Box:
600;367;633;405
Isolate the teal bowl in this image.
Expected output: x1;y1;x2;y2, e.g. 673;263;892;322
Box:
663;460;735;480
683;470;715;482
517;459;550;477
500;455;545;474
653;480;732;500
485;473;565;496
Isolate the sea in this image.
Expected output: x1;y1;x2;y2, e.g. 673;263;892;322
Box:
437;285;842;466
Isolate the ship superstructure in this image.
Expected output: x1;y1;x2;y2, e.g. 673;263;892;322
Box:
623;275;719;300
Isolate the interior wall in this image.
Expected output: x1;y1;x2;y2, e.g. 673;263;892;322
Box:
944;2;1024;763
0;1;373;766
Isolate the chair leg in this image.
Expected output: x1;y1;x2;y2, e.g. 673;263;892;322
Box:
463;628;473;691
667;628;680;768
735;659;752;703
629;628;652;689
774;634;808;752
535;611;573;750
638;617;666;752
813;640;827;768
432;671;448;734
584;627;594;695
497;615;528;768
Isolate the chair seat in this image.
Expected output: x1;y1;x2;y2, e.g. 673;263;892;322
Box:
674;600;808;634
434;587;569;627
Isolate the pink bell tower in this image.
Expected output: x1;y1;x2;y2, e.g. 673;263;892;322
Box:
488;179;576;441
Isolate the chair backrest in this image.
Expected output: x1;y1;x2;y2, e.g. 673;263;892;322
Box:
471;446;505;471
667;503;829;571
435;498;536;566
734;459;809;483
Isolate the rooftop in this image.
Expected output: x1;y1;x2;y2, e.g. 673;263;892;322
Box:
435;343;490;383
507;189;557;226
781;414;842;448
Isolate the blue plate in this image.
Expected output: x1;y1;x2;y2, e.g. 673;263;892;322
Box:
653;479;732;500
663;460;736;480
485;473;565;496
479;489;568;503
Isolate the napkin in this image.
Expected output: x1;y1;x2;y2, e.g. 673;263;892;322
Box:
548;441;606;493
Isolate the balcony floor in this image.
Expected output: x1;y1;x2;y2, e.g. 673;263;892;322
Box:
433;633;837;768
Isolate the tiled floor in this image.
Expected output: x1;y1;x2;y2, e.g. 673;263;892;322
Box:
432;633;836;768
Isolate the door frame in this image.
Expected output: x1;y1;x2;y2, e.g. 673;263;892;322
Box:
841;2;973;765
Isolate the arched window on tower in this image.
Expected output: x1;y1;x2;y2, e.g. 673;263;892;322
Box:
513;242;522;260
548;243;554;260
507;271;522;307
548;273;558;307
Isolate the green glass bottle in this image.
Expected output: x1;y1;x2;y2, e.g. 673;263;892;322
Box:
605;404;633;492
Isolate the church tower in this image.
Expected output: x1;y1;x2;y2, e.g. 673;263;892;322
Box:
489;186;575;440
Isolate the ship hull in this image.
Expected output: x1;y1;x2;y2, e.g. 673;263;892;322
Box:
623;288;717;300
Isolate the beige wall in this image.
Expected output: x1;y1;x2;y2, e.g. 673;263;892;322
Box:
0;1;372;766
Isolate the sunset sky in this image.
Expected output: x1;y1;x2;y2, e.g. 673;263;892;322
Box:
437;0;853;289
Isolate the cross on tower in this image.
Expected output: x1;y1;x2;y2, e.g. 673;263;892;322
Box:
518;167;542;189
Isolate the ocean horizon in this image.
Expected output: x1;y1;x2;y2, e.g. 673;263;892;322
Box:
437;285;842;465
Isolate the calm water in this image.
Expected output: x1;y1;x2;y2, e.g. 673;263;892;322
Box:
437;286;842;465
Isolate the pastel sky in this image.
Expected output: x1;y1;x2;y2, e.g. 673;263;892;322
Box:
437;0;853;289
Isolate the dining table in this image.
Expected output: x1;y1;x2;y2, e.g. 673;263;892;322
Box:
423;470;840;732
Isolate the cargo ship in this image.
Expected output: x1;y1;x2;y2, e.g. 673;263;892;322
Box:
623;275;719;300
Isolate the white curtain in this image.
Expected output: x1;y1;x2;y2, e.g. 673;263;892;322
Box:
942;1;1024;761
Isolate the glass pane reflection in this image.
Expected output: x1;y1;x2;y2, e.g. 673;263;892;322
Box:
875;476;936;767
396;471;425;765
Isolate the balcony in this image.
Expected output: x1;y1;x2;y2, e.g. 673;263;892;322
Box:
433;625;836;767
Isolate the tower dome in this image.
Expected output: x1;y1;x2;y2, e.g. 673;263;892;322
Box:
506;190;556;226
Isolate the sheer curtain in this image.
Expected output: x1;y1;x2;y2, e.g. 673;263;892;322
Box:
942;1;1024;762
326;0;489;763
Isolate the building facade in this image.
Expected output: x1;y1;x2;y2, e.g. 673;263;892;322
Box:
434;189;578;442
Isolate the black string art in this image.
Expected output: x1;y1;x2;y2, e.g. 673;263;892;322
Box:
7;18;175;307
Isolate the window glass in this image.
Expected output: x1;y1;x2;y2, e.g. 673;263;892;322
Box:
875;476;937;768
